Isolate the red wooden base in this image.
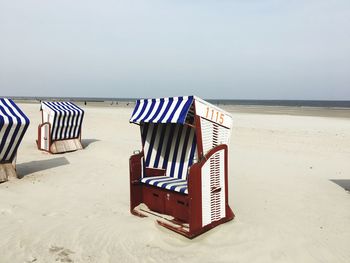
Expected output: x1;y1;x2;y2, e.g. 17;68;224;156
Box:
129;149;235;239
37;123;83;154
131;184;234;239
158;207;234;239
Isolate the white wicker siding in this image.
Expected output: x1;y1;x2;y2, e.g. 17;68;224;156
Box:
200;117;231;155
201;148;226;226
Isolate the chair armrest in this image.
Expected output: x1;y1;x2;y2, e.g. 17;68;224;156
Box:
129;152;144;183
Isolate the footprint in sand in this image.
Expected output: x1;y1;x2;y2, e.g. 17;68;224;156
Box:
0;208;13;215
49;246;74;262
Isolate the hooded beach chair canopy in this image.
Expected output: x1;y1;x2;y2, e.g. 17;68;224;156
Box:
130;95;232;129
41;101;84;141
130;96;195;125
129;96;233;194
0;98;30;163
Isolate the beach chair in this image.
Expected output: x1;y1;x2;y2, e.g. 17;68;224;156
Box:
37;101;84;154
0;98;30;182
129;96;234;238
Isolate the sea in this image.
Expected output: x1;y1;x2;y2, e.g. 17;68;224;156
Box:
8;96;350;108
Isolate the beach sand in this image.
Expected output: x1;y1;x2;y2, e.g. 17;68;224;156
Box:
0;103;350;263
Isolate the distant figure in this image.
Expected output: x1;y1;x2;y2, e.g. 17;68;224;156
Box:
84;101;87;105
126;102;129;106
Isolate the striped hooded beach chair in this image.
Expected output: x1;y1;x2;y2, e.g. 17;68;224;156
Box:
0;98;30;182
129;96;234;238
37;101;84;154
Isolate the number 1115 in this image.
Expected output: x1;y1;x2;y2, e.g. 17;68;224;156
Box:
205;107;224;124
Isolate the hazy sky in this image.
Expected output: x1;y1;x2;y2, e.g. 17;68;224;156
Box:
0;0;349;99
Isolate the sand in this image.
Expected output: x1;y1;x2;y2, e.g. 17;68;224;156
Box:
0;103;350;263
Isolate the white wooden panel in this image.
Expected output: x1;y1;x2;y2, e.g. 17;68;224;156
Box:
200;118;214;155
201;148;226;226
40;123;50;151
217;125;231;147
195;99;233;129
201;160;211;227
200;118;231;156
219;149;226;219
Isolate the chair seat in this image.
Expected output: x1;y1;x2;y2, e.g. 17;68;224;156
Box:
141;176;188;194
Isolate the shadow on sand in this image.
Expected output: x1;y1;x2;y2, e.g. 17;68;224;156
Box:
81;139;100;148
330;179;350;192
16;157;70;178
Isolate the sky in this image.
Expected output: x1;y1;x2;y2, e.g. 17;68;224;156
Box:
0;0;349;100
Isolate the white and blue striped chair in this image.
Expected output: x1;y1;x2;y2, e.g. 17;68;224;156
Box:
37;101;84;154
129;96;235;238
0;98;30;182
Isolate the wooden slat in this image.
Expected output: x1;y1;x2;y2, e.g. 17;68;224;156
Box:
50;139;83;154
0;164;17;183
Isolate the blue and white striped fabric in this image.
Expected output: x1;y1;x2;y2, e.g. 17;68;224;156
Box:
141;176;188;194
130;96;194;124
141;123;197;180
41;101;84;141
0;98;30;163
139;123;197;194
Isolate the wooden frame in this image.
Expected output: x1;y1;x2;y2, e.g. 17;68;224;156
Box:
37;122;52;153
129;96;234;238
0;98;30;183
130;141;234;239
37;108;83;154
